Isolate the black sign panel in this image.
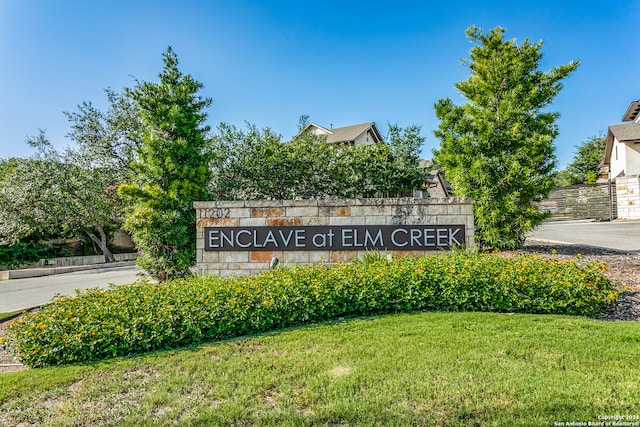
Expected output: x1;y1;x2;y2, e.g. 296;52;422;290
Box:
204;225;465;251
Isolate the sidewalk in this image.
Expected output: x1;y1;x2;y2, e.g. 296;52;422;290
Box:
0;253;138;281
0;260;137;281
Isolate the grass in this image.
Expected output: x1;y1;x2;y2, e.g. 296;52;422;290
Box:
0;311;22;323
1;311;639;426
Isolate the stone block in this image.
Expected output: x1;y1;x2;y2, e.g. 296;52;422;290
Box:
286;206;319;217
288;199;319;207
194;200;246;209
304;217;329;226
428;205;448;215
283;251;310;263
446;204;461;215
393;249;430;257
239;217;268;226
319;206;351;217
219;251;249;263
329;216;366;225
202;251;220;263
365;216;389;225
309;251;330;263
436;214;468;226
196;218;239;228
329;250;358;263
228;262;268;270
250;250;284;262
267;218;301;226
251;207;285;218
248;200;284;208
350;205;393;217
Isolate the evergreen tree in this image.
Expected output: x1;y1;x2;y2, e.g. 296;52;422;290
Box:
433;26;579;249
119;47;212;281
563;134;607;185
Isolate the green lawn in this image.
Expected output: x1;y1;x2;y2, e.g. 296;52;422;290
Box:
1;311;639;426
0;311;21;323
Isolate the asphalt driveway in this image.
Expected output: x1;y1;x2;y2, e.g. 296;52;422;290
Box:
528;219;640;252
0;265;142;313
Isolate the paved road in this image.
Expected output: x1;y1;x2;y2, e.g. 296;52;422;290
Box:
0;265;142;312
528;220;640;252
2;219;638;313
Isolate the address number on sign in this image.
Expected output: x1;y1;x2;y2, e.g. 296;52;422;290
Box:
198;208;231;219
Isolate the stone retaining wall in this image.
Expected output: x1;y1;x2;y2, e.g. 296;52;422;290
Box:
195;198;474;276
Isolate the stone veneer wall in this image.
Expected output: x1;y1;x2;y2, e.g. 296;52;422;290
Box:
195;198;475;276
616;176;640;219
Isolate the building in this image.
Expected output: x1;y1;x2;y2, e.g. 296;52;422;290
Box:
600;99;640;219
297;122;384;146
297;122;452;199
601;99;640;179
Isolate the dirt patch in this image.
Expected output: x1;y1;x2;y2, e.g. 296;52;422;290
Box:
327;366;352;378
0;311;29;373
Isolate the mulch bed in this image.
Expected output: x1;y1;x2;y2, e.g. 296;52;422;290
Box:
2;239;638;373
515;239;640;322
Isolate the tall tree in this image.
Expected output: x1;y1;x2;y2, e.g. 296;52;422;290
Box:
119;47;213;281
0;131;123;261
210;122;426;200
64;88;141;176
433;26;579;250
562;134;607;185
386;123;427;195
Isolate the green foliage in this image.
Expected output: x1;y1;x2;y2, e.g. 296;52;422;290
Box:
0;241;54;269
433;26;579;249
210;122;426;200
0;135;125;262
558;134;607;185
3;312;640;426
64;88;141;176
119;47;213;281
8;252;618;367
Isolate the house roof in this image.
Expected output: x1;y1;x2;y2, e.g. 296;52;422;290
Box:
600;122;640;168
622;100;640;122
299;122;384;144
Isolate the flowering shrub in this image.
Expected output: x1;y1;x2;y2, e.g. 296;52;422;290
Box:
7;252;619;367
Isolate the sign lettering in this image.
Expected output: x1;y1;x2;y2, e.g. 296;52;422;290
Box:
204;225;465;251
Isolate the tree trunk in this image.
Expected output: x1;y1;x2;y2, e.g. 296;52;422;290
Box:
87;222;116;263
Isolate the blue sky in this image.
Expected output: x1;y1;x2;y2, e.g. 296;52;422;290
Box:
1;1;638;168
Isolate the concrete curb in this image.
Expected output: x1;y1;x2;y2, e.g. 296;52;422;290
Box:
526;238;639;254
0;261;137;281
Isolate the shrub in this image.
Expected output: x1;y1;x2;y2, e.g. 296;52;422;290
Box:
7;252;619;368
0;242;54;270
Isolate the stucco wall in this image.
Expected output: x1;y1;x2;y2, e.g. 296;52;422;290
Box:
610;139;626;179
195;198;474;276
626;143;640;176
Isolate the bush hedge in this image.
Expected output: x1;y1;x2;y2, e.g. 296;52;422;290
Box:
6;252;619;367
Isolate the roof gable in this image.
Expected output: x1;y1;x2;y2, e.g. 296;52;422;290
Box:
609;123;640;142
296;122;384;144
600;122;640;168
622;100;640;122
